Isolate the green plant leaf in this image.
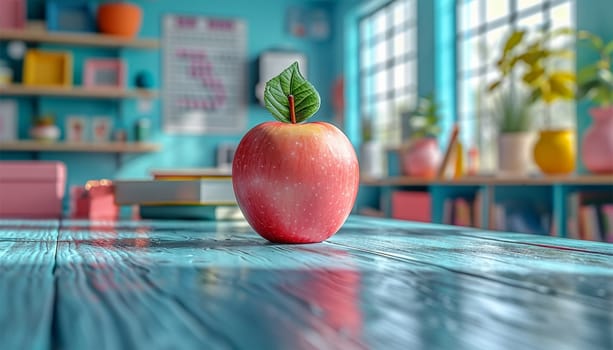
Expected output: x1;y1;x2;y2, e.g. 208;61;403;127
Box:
503;31;525;54
577;64;600;84
549;75;574;100
488;80;502;92
522;66;545;85
264;62;321;123
578;30;604;50
604;40;613;56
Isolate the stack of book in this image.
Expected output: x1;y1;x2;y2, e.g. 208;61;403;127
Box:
567;191;613;242
442;191;482;228
491;200;552;236
114;168;243;220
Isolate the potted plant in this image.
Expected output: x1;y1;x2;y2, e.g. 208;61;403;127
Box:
493;89;535;175
489;28;576;175
576;31;613;174
399;95;442;178
30;115;60;142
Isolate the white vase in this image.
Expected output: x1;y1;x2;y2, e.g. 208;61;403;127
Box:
360;141;385;178
498;132;535;175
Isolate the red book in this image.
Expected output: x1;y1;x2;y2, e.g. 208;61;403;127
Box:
391;191;432;223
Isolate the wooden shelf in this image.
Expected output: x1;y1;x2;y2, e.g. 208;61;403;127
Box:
0;141;161;153
0;26;159;49
361;174;613;186
0;84;157;99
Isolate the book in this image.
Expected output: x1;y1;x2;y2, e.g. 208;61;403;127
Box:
139;205;244;221
602;204;613;243
391;191;431;222
437;123;459;179
150;167;232;180
114;179;236;205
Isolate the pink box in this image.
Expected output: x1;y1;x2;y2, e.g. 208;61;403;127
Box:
0;161;67;218
70;180;119;220
391;191;432;223
0;0;26;29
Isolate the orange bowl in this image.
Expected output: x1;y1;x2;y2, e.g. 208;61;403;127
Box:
97;3;142;38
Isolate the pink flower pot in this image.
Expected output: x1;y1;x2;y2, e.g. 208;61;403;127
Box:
400;137;441;178
581;107;613;174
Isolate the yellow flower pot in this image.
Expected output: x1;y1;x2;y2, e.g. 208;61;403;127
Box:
533;129;576;175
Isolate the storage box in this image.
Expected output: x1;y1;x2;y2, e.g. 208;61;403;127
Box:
70;180;119;220
391;191;432;223
23;50;73;87
0;0;26;29
0;161;67;219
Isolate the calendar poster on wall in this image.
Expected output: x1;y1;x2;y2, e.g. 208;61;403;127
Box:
163;15;247;134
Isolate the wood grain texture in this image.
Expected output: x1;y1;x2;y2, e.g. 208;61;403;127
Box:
0;220;58;350
1;217;612;349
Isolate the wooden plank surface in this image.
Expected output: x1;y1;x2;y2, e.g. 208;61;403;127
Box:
0;220;58;350
1;217;611;349
50;218;612;350
362;174;613;186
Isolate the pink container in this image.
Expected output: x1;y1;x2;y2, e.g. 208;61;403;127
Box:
70;181;119;220
0;161;67;219
400;137;442;179
0;0;26;29
581;107;613;174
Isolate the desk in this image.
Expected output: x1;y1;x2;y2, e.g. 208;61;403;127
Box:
1;216;611;350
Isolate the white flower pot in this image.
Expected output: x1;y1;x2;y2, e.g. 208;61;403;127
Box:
498;132;535;175
360;141;385;178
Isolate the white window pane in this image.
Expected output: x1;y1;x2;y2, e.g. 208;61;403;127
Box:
393;0;408;27
360;46;372;69
461;35;484;72
486;26;509;67
459;0;481;32
374;69;388;95
406;59;417;86
517;12;544;31
374;39;388;65
393;62;407;91
486;0;509;22
393;31;406;57
373;10;387;38
517;0;542;12
406;0;416;21
551;3;573;30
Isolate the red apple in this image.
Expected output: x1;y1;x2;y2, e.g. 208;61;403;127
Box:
232;121;359;243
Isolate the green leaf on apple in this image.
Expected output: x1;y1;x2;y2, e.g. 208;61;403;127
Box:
264;62;321;123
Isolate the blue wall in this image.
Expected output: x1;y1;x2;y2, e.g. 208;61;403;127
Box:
1;0;339;205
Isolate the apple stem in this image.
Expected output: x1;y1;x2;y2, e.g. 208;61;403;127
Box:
288;95;297;124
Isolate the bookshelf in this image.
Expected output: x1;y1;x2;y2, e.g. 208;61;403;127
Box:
0;141;161;153
360;174;613;241
0;24;160;49
0;84;157;99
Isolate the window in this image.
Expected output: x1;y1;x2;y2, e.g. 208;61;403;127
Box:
359;0;417;146
456;0;575;171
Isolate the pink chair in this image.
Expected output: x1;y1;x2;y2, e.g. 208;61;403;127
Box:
0;161;67;219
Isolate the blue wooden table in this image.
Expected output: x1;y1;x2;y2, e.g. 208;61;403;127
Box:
1;216;611;350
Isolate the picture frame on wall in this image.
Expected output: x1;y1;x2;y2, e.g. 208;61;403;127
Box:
92;117;113;143
0;100;18;141
46;1;96;32
65;116;88;142
83;59;126;89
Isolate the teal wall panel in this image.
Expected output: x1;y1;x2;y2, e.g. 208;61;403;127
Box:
2;0;339;213
576;0;613;174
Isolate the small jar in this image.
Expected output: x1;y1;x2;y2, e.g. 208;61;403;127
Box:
135;118;150;142
0;60;13;86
